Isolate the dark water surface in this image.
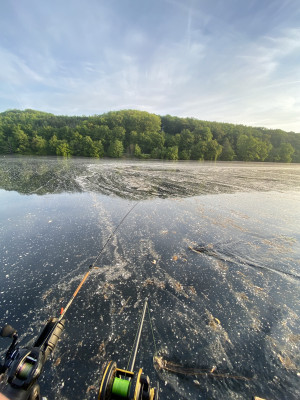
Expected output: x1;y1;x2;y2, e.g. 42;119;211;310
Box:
0;156;299;400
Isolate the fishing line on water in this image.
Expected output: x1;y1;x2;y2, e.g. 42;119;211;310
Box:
43;200;140;318
58;199;140;282
147;302;158;355
91;200;140;268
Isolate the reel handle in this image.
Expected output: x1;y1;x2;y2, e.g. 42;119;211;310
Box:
0;325;17;339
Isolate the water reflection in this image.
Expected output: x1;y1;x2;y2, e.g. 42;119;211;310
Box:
1;156;300;198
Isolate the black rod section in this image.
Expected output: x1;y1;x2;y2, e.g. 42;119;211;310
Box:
129;299;148;372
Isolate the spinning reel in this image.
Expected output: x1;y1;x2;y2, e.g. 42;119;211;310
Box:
98;300;159;400
98;361;158;400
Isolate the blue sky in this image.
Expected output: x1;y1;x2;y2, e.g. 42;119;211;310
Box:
1;0;300;132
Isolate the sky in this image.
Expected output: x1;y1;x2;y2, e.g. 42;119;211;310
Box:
1;0;300;132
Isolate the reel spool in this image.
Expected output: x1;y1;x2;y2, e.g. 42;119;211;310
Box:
98;361;158;400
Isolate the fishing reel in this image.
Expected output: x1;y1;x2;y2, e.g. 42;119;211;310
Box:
98;361;159;400
98;300;159;400
0;317;65;400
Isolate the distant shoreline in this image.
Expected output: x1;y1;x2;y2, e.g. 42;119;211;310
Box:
1;109;299;162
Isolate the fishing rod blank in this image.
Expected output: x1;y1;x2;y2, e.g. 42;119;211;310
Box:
128;299;148;372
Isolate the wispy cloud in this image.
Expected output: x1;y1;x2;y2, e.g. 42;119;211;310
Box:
0;47;44;84
1;0;300;131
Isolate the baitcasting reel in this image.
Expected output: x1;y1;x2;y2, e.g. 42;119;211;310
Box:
0;318;65;400
98;361;159;400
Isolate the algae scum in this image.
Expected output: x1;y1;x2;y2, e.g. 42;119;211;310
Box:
0;156;300;400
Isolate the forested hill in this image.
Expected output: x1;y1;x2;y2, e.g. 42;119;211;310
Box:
0;109;299;162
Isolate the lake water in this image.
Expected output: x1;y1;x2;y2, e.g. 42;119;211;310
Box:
0;156;300;400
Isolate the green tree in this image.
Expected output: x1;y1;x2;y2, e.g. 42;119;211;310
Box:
56;142;71;157
0;108;298;162
194;127;213;142
136;132;151;153
289;134;300;162
82;136;98;157
270;130;288;148
257;140;272;161
108;140;123;158
276;143;295;162
129;130;138;145
93;125;111;142
220;138;235;161
179;129;194;151
112;126;126;141
149;131;165;149
161;115;186;135
191;141;206;160
31;135;47;155
134;144;142;158
0;130;5;153
12;126;29;154
70;132;83;156
136;130;164;154
205;140;223;161
236;135;259;161
237;135;272;161
165;133;180;147
179;149;191;160
49;135;59;155
165;146;178;160
151;147;164;159
94;140;104;158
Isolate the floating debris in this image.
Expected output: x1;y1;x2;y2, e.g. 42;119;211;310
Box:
143;278;165;290
54;357;61;367
153;356;253;381
86;385;97;393
278;354;297;370
118;296;131;315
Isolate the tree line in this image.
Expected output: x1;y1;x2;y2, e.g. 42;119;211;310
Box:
0;109;299;162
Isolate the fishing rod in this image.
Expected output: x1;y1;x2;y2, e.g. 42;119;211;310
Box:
0;270;88;400
0;201;158;399
0;295;158;400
